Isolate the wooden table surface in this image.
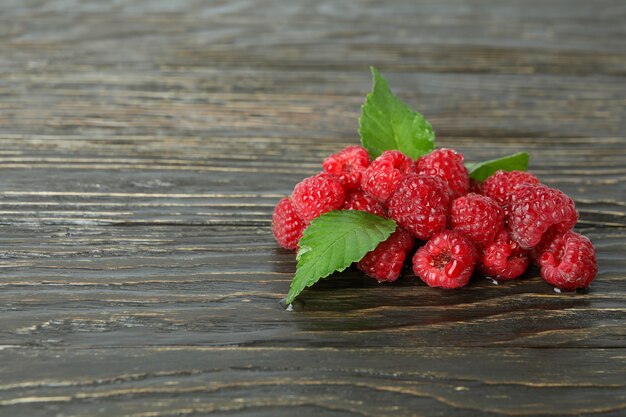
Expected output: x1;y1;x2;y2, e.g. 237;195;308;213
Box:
1;1;625;416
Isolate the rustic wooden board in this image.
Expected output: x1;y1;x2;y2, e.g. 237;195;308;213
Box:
0;1;625;416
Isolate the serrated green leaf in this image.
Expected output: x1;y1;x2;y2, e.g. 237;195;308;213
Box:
358;67;435;159
467;152;529;182
285;210;396;305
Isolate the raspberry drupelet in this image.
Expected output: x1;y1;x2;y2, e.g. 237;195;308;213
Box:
291;173;345;224
357;228;414;282
322;145;371;191
450;193;504;249
506;184;578;250
387;174;453;241
272;197;306;250
361;150;416;204
415;148;469;198
412;230;478;289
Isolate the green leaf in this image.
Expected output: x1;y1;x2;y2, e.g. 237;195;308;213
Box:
359;67;435;159
467;152;530;182
285;210;396;305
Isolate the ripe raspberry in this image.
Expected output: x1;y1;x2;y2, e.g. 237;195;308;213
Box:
291;173;345;224
343;190;386;217
480;230;529;280
412;230;478;289
536;231;597;290
482;170;540;206
357;228;414;282
272;197;305;250
361;150;416;203
415;148;469;198
322;145;371;191
507;184;578;250
450;193;504;249
387;175;452;240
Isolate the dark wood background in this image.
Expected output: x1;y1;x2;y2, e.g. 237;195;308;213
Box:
1;1;625;416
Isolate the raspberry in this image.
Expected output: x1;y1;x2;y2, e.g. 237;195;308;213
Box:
357;228;414;282
450;193;504;249
322;145;371;191
291;173;345;223
387;175;452;240
272;197;306;250
412;230;478;289
415;148;469;198
507;184;578;250
536;231;597;290
480;230;529;280
361;150;416;203
343;190;386;217
482;170;540;206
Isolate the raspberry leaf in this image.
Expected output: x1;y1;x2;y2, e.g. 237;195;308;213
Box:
359;67;435;159
285;210;396;305
467;152;529;182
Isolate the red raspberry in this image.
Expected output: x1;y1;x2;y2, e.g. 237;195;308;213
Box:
415;148;469;198
450;193;504;249
361;150;416;203
482;170;540;206
536;231;597;290
357;228;414;282
272;197;306;250
322;145;370;191
387;175;452;240
480;230;529;280
412;230;478;289
507;184;578;250
343;190;386;217
291;173;345;224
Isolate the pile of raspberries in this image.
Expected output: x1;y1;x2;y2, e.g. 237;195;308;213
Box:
272;146;597;291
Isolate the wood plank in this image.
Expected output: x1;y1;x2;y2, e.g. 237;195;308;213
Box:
0;347;625;417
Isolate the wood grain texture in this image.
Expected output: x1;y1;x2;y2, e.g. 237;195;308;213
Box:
0;0;625;416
